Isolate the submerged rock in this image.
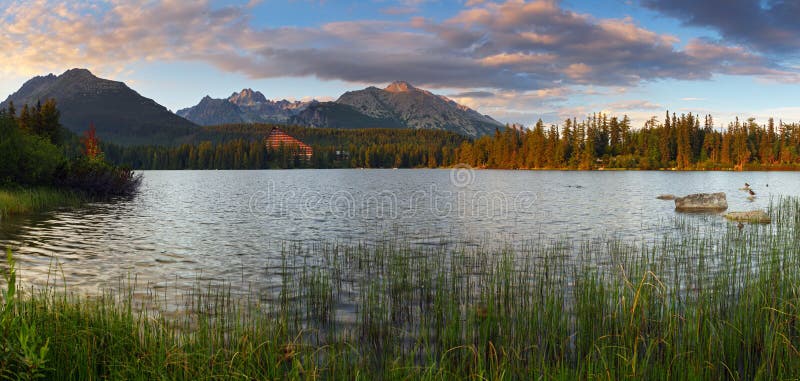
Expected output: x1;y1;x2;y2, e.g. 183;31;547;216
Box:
724;210;771;223
674;192;728;212
656;194;676;200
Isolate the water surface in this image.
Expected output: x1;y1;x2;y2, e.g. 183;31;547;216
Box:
1;169;796;296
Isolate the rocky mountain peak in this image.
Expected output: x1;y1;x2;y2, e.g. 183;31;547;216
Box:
228;88;267;106
60;68;96;80
301;82;505;137
384;81;416;93
178;89;314;126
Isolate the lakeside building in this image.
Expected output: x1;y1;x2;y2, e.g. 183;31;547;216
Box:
266;127;313;158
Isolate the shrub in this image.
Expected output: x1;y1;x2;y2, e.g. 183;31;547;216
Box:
56;158;142;199
0;117;64;186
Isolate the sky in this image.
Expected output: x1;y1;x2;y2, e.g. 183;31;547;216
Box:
1;0;799;128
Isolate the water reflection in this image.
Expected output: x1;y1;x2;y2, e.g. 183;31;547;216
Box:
0;169;797;298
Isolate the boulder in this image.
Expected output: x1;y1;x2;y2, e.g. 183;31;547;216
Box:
674;192;727;212
724;210;771;224
656;194;676;200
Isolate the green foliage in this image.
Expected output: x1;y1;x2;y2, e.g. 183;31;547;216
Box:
57;158;142;199
0;104;141;202
103;124;470;169
0;117;65;185
0;187;85;216
99;112;800;171
457;112;800;170
1;250;51;380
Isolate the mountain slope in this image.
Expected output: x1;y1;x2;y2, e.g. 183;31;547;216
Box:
177;89;311;126
290;102;406;129
293;81;504;137
1;69;197;145
176;96;244;126
179;82;504;137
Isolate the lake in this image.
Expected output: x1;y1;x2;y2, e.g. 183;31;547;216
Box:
1;169;797;297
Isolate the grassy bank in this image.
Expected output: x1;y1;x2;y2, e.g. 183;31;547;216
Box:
3;198;800;379
0;187;85;216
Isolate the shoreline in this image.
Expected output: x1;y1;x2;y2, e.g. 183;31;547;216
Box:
0;186;85;217
128;166;800;172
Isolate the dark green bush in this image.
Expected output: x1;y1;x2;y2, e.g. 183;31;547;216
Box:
0;117;64;186
56;158;142;199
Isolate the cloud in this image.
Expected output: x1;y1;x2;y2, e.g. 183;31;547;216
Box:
448;90;495;98
607;100;662;111
465;0;487;6
1;0;798;126
640;0;800;53
380;6;419;15
448;87;572;125
2;0;796;90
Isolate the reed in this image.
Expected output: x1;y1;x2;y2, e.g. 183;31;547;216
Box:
3;197;800;379
0;187;84;216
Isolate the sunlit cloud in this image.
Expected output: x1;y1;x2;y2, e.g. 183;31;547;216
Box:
1;0;799;125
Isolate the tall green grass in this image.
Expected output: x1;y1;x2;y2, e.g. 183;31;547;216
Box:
2;197;800;379
0;187;85;216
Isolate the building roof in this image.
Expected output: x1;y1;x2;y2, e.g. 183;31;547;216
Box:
266;127;313;157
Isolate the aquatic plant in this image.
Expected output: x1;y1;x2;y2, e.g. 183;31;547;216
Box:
2;198;800;378
0;187;84;217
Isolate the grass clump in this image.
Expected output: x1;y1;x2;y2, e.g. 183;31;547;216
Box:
3;198;800;379
1;249;50;380
0;187;85;217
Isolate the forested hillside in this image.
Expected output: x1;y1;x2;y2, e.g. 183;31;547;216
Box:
102;125;470;169
101;112;800;170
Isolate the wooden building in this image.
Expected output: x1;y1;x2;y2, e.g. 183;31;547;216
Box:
266;127;313;158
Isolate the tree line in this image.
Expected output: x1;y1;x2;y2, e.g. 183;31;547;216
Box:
102;114;800;171
102;125;470;169
454;112;800;170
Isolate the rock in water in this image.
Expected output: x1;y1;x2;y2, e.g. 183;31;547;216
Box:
724;210;771;223
656;194;676;200
674;192;728;212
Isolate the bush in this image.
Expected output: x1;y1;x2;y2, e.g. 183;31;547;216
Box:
56;158;142;199
606;154;639;169
0;118;64;186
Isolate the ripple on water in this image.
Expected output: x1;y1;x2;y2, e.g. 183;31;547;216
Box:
1;169;799;308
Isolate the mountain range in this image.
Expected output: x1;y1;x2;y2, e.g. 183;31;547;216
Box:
0;69;197;145
176;89;311;126
2;69;505;145
179;81;503;137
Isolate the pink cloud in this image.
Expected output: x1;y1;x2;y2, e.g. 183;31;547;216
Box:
1;0;798;123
